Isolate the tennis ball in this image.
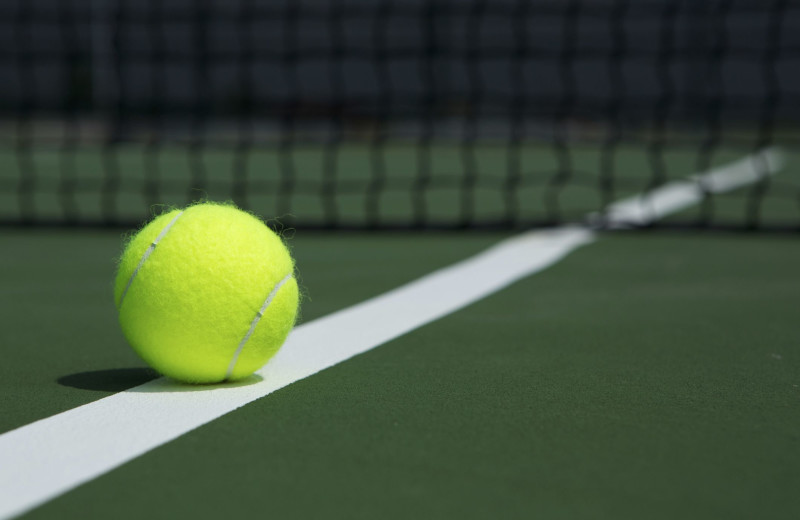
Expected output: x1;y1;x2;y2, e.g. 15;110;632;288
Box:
114;203;299;384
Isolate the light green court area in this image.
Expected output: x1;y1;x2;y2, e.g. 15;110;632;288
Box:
1;144;797;226
0;229;798;519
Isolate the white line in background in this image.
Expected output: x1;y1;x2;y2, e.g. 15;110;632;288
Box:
0;147;782;520
594;147;783;228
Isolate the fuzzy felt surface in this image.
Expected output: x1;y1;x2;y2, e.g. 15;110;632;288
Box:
114;203;299;383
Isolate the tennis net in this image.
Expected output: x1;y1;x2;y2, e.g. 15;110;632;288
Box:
1;0;798;230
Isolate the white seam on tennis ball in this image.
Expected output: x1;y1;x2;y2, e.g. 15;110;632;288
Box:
117;211;184;309
225;271;294;380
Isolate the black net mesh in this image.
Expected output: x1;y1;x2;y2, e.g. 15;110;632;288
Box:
1;0;798;230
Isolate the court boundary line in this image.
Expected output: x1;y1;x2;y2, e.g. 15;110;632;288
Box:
0;147;782;520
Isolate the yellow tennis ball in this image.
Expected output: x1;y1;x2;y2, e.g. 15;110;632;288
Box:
113;203;299;383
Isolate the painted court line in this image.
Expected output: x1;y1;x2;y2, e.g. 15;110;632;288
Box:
0;147;782;520
596;147;783;228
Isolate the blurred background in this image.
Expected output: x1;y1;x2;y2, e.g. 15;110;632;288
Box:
1;0;798;230
2;3;800;518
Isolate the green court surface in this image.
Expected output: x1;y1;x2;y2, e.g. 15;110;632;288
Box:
1;229;798;519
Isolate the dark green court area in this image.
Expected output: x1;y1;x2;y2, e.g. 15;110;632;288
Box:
1;229;798;519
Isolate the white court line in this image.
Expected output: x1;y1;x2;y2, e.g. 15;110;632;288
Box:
0;147;782;520
593;147;783;228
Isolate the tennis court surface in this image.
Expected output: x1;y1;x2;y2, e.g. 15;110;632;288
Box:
1;1;799;519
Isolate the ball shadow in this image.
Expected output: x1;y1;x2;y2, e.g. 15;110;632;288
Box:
58;367;160;392
58;367;264;393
